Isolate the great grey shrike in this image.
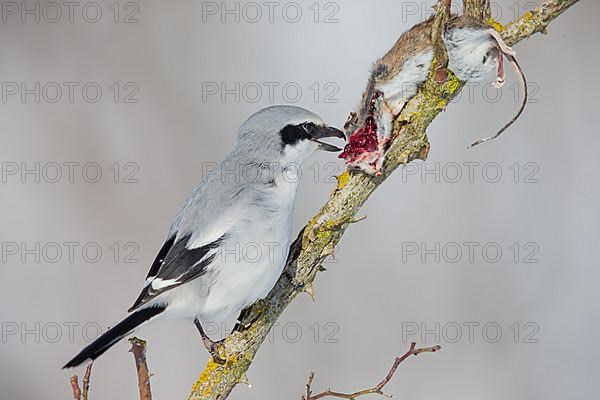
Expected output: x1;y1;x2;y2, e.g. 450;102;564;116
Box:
64;105;345;367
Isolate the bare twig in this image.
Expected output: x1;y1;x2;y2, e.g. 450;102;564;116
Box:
444;0;452;13
67;362;94;400
463;0;491;20
82;362;93;400
188;1;581;399
129;337;153;400
301;343;441;400
431;0;451;82
68;362;92;400
70;375;81;400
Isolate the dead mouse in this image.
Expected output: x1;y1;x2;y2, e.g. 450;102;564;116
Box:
340;15;527;175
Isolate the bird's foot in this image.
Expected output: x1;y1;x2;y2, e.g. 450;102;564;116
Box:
194;318;227;364
206;339;226;365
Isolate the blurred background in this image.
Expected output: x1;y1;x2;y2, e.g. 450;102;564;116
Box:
0;0;597;399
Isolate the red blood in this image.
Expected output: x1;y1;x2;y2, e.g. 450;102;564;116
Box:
339;123;378;160
339;91;382;162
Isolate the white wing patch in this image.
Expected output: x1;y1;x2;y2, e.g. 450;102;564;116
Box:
151;278;179;290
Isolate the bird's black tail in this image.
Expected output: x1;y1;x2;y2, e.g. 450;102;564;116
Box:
63;306;166;368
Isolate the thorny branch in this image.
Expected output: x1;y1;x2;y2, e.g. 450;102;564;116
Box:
130;337;154;400
301;343;442;400
181;0;579;399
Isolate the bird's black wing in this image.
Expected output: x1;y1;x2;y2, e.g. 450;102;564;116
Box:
128;232;226;312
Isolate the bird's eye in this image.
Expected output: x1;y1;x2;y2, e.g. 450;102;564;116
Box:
302;122;317;133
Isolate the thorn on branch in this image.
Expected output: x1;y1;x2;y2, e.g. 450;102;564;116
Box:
237;372;252;388
129;337;153;400
302;343;441;400
349;215;367;224
303;283;316;301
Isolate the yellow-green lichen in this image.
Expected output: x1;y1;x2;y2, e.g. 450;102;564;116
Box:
191;359;222;397
325;219;337;230
335;170;350;191
488;17;505;32
521;11;534;23
440;73;461;97
226;353;238;364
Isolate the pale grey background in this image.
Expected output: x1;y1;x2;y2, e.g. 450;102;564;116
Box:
0;1;597;399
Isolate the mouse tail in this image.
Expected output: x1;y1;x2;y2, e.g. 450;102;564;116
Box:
468;32;528;149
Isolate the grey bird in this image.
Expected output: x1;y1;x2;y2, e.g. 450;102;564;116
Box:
63;105;345;367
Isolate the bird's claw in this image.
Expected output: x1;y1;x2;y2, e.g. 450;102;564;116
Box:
208;340;226;365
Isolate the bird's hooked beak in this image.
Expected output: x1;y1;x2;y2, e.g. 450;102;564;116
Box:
310;125;346;152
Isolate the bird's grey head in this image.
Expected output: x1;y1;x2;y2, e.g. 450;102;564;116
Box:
232;105;345;167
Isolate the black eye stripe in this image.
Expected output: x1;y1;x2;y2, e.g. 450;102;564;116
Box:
280;122;313;146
